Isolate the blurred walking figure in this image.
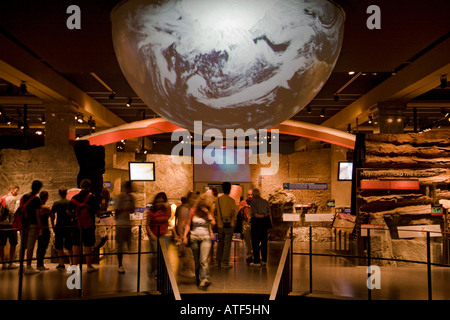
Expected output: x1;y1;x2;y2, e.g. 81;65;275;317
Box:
183;194;215;290
146;192;171;278
114;181;135;274
174;192;197;279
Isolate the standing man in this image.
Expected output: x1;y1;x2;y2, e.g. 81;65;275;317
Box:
22;180;43;275
114;180;135;274
0;185;20;269
239;189;253;264
214;182;237;269
67;179;100;273
51;186;74;270
249;188;271;267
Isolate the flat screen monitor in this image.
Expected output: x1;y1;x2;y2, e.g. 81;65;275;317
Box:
338;161;353;181
129;162;155;181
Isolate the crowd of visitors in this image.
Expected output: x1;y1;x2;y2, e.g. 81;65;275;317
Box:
0;179;272;291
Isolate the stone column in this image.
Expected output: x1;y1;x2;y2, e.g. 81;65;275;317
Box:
372;102;406;134
44;103;76;147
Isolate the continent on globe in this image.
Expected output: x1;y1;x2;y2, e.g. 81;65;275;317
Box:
111;0;345;133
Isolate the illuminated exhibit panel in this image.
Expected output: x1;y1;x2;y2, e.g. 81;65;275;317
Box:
111;0;345;132
193;147;251;182
129;162;155;181
338;161;353;181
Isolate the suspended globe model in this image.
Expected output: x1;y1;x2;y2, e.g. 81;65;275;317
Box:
111;0;345;132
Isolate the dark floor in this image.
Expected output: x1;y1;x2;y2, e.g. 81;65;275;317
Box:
0;238;449;300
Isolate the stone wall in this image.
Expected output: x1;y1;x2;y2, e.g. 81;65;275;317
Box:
251;148;333;212
104;151;193;208
0;145;79;204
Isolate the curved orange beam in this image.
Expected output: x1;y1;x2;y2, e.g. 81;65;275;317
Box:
79;118;355;149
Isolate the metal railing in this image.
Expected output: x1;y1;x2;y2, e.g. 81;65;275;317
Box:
271;225;450;300
0;223;180;300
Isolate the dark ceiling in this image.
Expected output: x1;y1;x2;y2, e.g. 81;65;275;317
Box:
0;0;449;145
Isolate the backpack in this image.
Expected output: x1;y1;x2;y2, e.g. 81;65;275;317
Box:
0;196;9;222
70;193;93;229
12;195;36;230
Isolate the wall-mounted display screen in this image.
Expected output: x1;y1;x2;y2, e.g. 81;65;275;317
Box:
129;162;155;181
338;161;353;181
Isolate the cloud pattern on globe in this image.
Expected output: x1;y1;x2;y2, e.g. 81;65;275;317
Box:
111;0;345;132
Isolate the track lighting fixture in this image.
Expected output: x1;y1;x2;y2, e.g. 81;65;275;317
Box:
320;109;325;117
368;114;373;124
306;105;312;114
333;94;339;102
109;92;116;100
440;75;447;89
77;114;84;123
41;114;46;124
346;123;351;133
127;98;132;107
20;82;27;94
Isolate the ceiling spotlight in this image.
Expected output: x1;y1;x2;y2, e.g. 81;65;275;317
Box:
441;108;449;118
368;114;373;124
440;75;447;89
41;114;46;124
77;114;84;123
320;109;325;117
35;129;43;136
391;70;397;76
348;71;355;75
20;82;27;94
306;105;312;114
347;123;352;133
362;72;367;76
126;98;132;107
109;92;116;100
333;94;339;102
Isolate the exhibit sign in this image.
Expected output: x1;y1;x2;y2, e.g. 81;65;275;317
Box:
305;213;334;222
397;225;442;238
283;183;328;190
332;213;356;233
360;180;420;190
131;208;145;220
431;206;444;216
282;213;300;222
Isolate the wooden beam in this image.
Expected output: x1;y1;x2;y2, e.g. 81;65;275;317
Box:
322;38;450;130
0;96;43;105
0;34;125;128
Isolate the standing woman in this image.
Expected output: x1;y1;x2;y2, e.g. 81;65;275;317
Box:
183;194;215;290
146;192;171;278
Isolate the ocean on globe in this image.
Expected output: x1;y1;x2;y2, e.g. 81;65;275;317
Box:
111;0;345;133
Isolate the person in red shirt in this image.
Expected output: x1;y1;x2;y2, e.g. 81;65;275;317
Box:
146;192;171;278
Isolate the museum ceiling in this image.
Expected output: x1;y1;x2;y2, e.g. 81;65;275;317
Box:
0;0;449;144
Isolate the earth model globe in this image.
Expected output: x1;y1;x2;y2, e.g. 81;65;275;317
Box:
111;0;345;133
